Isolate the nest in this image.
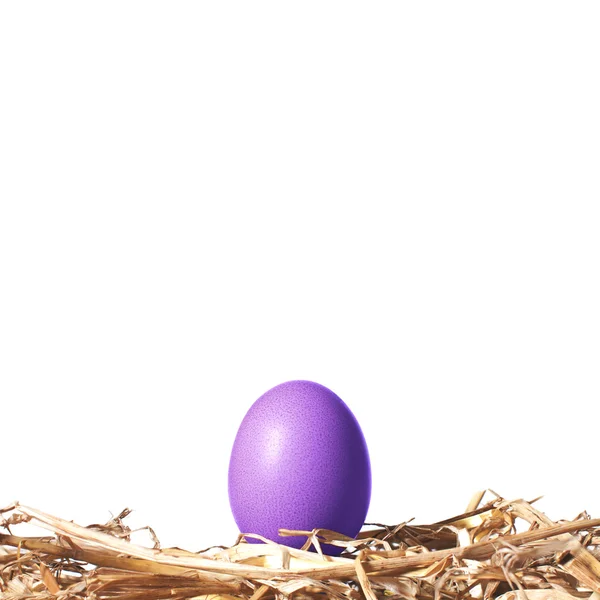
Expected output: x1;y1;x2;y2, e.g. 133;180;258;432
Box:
1;491;600;600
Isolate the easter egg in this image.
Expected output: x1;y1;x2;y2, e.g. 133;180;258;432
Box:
228;380;371;553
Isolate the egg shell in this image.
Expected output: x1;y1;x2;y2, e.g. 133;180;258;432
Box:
228;380;371;553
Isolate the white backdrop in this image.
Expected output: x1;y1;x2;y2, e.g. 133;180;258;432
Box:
1;2;599;551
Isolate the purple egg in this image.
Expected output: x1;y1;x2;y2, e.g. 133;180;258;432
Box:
228;380;371;554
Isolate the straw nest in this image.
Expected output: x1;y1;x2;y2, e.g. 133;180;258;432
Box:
1;491;599;600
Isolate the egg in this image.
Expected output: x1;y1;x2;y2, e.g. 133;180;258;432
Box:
228;380;371;553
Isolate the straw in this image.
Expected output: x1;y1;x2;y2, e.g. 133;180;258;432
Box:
1;490;599;599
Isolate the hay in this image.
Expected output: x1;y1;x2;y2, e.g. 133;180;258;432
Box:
1;491;600;599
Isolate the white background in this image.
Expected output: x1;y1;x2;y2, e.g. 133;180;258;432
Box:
1;2;599;551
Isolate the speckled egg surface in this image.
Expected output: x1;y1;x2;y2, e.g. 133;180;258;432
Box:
228;380;371;552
